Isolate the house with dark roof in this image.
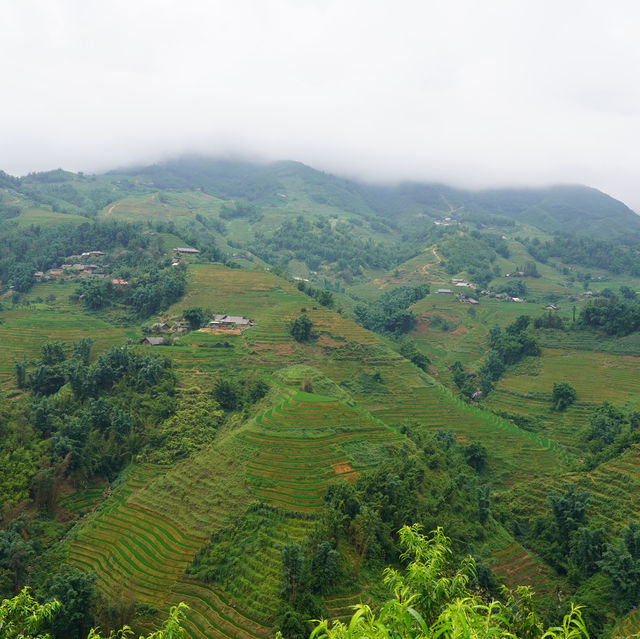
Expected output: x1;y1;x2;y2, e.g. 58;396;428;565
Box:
141;337;165;346
209;314;251;327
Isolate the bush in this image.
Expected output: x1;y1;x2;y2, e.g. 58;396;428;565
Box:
289;315;314;342
551;382;577;411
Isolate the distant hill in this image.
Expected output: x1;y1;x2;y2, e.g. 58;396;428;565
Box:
109;156;640;240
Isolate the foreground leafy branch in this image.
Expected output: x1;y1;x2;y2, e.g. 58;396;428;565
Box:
0;588;187;639
308;525;592;639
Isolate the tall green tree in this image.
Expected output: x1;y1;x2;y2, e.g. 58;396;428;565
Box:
183;307;206;330
281;543;303;607
551;382;577;411
42;565;96;639
548;486;590;550
289;315;314;343
599;521;640;609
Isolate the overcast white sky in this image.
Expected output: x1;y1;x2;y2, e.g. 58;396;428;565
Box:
3;1;640;209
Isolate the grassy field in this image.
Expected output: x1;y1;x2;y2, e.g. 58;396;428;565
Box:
0;304;136;385
13;207;91;227
491;348;640;408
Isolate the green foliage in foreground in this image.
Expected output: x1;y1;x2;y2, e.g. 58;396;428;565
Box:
308;525;592;639
0;588;187;639
0;528;612;639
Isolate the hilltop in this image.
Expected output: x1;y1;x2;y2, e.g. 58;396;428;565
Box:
109;157;640;237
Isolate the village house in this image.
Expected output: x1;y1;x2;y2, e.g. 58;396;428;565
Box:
140;337;165;346
209;314;252;328
173;247;200;255
151;321;171;332
435;288;454;294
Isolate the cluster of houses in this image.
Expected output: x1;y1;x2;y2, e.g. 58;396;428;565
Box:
34;250;107;282
433;217;458;226
141;314;255;345
34;247;198;285
434;279;480;305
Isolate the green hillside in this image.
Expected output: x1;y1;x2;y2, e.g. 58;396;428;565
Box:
4;158;640;639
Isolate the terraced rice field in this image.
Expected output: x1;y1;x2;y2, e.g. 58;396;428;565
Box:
128;445;250;538
239;390;400;511
161;264;391;386
68;466;205;608
504;443;640;537
183;512;315;626
486;388;591;453
368;380;568;485
495;348;640;408
14;207;90;227
0;307;135;382
168;578;271;639
491;541;556;597
61;263;599;636
59;486;106;515
174;266;301;331
67;460;263;638
539;329;640;357
101;193;218;223
611;609;640;638
574;446;640;534
171;265;379;348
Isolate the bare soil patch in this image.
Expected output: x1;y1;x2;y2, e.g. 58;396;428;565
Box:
333;462;355;474
317;334;345;348
250;342;295;355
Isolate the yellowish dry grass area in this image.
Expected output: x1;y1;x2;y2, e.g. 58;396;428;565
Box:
496;347;640;406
